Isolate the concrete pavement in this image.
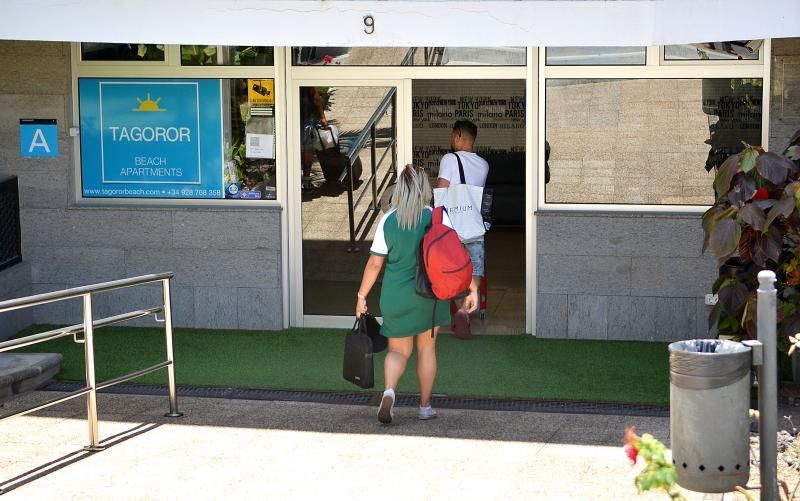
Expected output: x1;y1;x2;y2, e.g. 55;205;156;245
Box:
1;391;736;500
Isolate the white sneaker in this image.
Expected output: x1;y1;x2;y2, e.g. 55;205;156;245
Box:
378;389;395;424
418;405;437;420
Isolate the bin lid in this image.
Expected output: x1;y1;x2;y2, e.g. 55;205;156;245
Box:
668;339;751;390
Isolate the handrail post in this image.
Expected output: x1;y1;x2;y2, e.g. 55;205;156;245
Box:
370;123;378;210
757;270;778;501
346;160;358;253
162;278;183;418
82;293;103;451
391;93;397;174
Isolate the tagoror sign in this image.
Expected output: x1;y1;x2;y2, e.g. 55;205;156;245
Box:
79;78;224;199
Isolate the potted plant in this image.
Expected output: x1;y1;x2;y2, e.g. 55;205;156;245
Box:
702;130;800;354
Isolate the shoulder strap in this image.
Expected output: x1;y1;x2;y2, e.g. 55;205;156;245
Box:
454;152;466;185
432;206;444;225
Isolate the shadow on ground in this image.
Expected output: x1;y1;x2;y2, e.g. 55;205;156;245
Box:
2;390;670;448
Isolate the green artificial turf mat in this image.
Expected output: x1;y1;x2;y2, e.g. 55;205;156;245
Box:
11;325;669;405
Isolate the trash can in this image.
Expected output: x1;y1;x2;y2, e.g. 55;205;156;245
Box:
669;339;751;493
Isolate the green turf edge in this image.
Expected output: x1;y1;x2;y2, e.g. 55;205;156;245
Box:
10;325;670;405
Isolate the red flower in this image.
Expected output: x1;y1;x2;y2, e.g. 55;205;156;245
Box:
623;426;640;465
752;187;768;201
322;55;333;64
625;443;639;464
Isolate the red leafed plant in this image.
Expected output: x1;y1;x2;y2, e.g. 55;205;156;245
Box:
703;129;800;346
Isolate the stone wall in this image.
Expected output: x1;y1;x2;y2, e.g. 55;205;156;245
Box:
0;41;283;331
0;262;32;341
536;213;716;341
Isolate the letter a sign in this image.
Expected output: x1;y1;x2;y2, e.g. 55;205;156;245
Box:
20;119;58;158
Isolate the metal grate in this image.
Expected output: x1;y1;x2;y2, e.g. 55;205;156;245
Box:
40;381;669;417
0;175;21;272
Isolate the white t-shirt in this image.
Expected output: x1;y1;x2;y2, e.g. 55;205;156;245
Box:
438;151;489;187
370;208;454;256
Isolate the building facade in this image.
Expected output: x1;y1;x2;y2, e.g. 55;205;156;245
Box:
1;39;799;341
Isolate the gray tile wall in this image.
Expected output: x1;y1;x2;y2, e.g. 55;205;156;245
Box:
0;41;284;332
536;213;717;342
0;262;32;341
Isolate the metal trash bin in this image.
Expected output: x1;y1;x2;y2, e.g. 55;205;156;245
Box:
669;339;752;493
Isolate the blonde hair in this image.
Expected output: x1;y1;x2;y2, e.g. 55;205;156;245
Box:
391;165;431;230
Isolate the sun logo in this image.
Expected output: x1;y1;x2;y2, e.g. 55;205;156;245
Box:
132;93;166;112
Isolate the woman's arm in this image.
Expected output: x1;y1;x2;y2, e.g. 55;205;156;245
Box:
356;254;385;317
313;90;328;127
462;278;479;313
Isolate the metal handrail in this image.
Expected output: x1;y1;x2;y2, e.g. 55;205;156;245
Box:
342;89;397;252
344;89;396;166
0;272;173;313
0;272;183;451
0;308;162;352
401;47;417;66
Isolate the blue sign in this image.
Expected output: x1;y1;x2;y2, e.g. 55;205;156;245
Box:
20;119;58;158
79;78;224;199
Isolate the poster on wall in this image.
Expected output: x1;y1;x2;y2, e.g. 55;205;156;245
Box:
78;78;224;199
411;80;526;175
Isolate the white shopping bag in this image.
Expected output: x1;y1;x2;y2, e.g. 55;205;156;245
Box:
434;184;485;242
313;124;339;151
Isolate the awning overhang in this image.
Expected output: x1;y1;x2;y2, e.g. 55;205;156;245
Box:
1;0;799;47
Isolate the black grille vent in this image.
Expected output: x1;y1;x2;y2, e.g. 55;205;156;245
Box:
0;175;22;272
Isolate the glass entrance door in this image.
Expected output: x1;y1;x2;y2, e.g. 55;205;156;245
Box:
293;83;402;322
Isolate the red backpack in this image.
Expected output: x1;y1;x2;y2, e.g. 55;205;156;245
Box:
416;206;473;302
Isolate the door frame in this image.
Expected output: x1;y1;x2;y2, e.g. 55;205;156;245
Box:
284;49;537;333
286;77;409;329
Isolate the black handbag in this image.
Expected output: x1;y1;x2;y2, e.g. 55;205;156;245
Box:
343;316;375;388
364;313;388;353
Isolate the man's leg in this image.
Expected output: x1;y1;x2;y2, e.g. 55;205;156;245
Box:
454;240;484;339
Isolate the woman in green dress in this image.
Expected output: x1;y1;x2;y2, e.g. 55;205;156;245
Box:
356;165;478;424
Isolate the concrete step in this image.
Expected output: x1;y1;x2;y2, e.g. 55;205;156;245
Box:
0;353;63;403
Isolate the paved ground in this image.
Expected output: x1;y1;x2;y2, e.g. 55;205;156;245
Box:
0;391;760;500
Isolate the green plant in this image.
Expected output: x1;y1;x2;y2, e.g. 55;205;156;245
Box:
228;139;249;182
624;427;685;500
135;44;165;61
703;129;800;345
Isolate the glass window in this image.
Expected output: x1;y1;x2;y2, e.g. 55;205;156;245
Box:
664;41;762;61
81;43;165;62
180;45;274;66
546;47;646;66
299;85;397;316
292;47;525;66
545;78;763;205
78;78;276;201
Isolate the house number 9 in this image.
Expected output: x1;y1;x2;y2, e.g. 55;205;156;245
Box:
364;15;375;34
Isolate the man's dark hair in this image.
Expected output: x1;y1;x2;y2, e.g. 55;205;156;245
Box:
453;120;478;140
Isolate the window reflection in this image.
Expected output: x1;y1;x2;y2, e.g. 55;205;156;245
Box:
81;43;165;62
665;41;762;61
181;46;274;66
546;47;646;66
545;78;762;205
293;47;525;66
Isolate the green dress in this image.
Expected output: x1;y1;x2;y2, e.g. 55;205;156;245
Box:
370;208;452;338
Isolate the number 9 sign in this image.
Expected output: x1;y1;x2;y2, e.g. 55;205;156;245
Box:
363;15;374;34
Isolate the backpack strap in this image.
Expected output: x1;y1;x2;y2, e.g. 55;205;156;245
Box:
432;205;444;225
454;152;467;185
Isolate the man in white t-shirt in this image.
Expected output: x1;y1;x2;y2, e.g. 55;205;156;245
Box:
437;120;489;339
